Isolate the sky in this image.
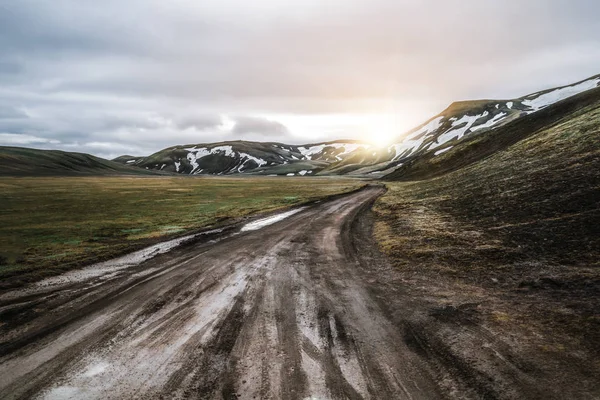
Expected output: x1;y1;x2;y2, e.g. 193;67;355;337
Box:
0;0;599;159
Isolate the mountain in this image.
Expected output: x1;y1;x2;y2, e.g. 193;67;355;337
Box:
336;74;600;177
384;83;600;180
112;155;145;164
114;74;600;178
373;75;600;399
113;140;371;176
0;147;165;176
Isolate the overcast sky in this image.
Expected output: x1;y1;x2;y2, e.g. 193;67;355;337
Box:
1;0;599;158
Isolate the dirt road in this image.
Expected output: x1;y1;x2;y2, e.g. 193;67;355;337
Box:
0;186;449;399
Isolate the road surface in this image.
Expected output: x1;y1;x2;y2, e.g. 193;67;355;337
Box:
0;186;444;399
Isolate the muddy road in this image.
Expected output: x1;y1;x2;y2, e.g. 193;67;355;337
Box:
4;185;577;400
0;186;445;399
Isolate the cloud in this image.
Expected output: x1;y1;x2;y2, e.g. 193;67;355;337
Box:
0;0;598;158
174;114;222;130
0;133;59;145
0;106;28;119
0;61;23;76
232;116;289;137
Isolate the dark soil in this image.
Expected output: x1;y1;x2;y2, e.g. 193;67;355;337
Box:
373;88;600;398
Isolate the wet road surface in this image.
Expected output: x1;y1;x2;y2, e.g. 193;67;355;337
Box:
0;186;443;399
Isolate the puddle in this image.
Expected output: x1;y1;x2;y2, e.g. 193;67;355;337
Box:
5;205;307;300
31;229;224;289
240;208;306;232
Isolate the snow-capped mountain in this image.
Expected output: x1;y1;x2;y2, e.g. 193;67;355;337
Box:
379;74;600;167
114;74;600;177
324;74;600;177
115;140;372;176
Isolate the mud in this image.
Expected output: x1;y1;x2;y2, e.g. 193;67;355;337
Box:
0;186;583;399
0;187;441;399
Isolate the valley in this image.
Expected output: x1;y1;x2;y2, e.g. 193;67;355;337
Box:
3;0;600;398
0;74;598;399
111;75;600;179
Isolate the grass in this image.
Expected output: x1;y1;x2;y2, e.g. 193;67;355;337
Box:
0;176;362;288
373;94;600;353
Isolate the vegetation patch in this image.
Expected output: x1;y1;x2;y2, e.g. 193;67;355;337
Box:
0;176;361;288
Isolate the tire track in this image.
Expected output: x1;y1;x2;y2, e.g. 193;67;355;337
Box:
0;186;445;399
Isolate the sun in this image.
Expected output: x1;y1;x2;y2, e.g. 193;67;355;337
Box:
367;115;398;148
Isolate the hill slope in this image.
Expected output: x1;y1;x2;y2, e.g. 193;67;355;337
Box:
336;74;600;177
114;140;371;176
384;85;600;180
372;79;600;398
0;147;164;176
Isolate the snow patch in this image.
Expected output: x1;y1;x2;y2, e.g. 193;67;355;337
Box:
186;146;264;174
298;145;325;159
186;152;199;173
82;362;110;378
298;143;367;160
389;137;427;161
522;77;600;112
185;147;216;173
31;229;224;289
212;145;235;157
429;114;483;150
406;116;445;141
471;112;507;132
389;116;444;160
190;147;211;158
434;147;453;156
239;152;267;167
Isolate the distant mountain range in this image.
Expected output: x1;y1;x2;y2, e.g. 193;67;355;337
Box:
112;140;368;177
2;74;599;178
112;74;599;178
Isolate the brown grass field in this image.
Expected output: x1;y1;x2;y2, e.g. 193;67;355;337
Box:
0;176;362;287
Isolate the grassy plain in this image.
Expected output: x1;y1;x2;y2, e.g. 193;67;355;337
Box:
0;176;361;287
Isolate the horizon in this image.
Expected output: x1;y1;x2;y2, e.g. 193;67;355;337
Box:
1;0;599;158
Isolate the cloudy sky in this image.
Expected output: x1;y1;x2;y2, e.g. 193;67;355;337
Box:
1;0;599;158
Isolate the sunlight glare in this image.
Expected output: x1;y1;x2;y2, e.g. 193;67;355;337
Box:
367;115;399;148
